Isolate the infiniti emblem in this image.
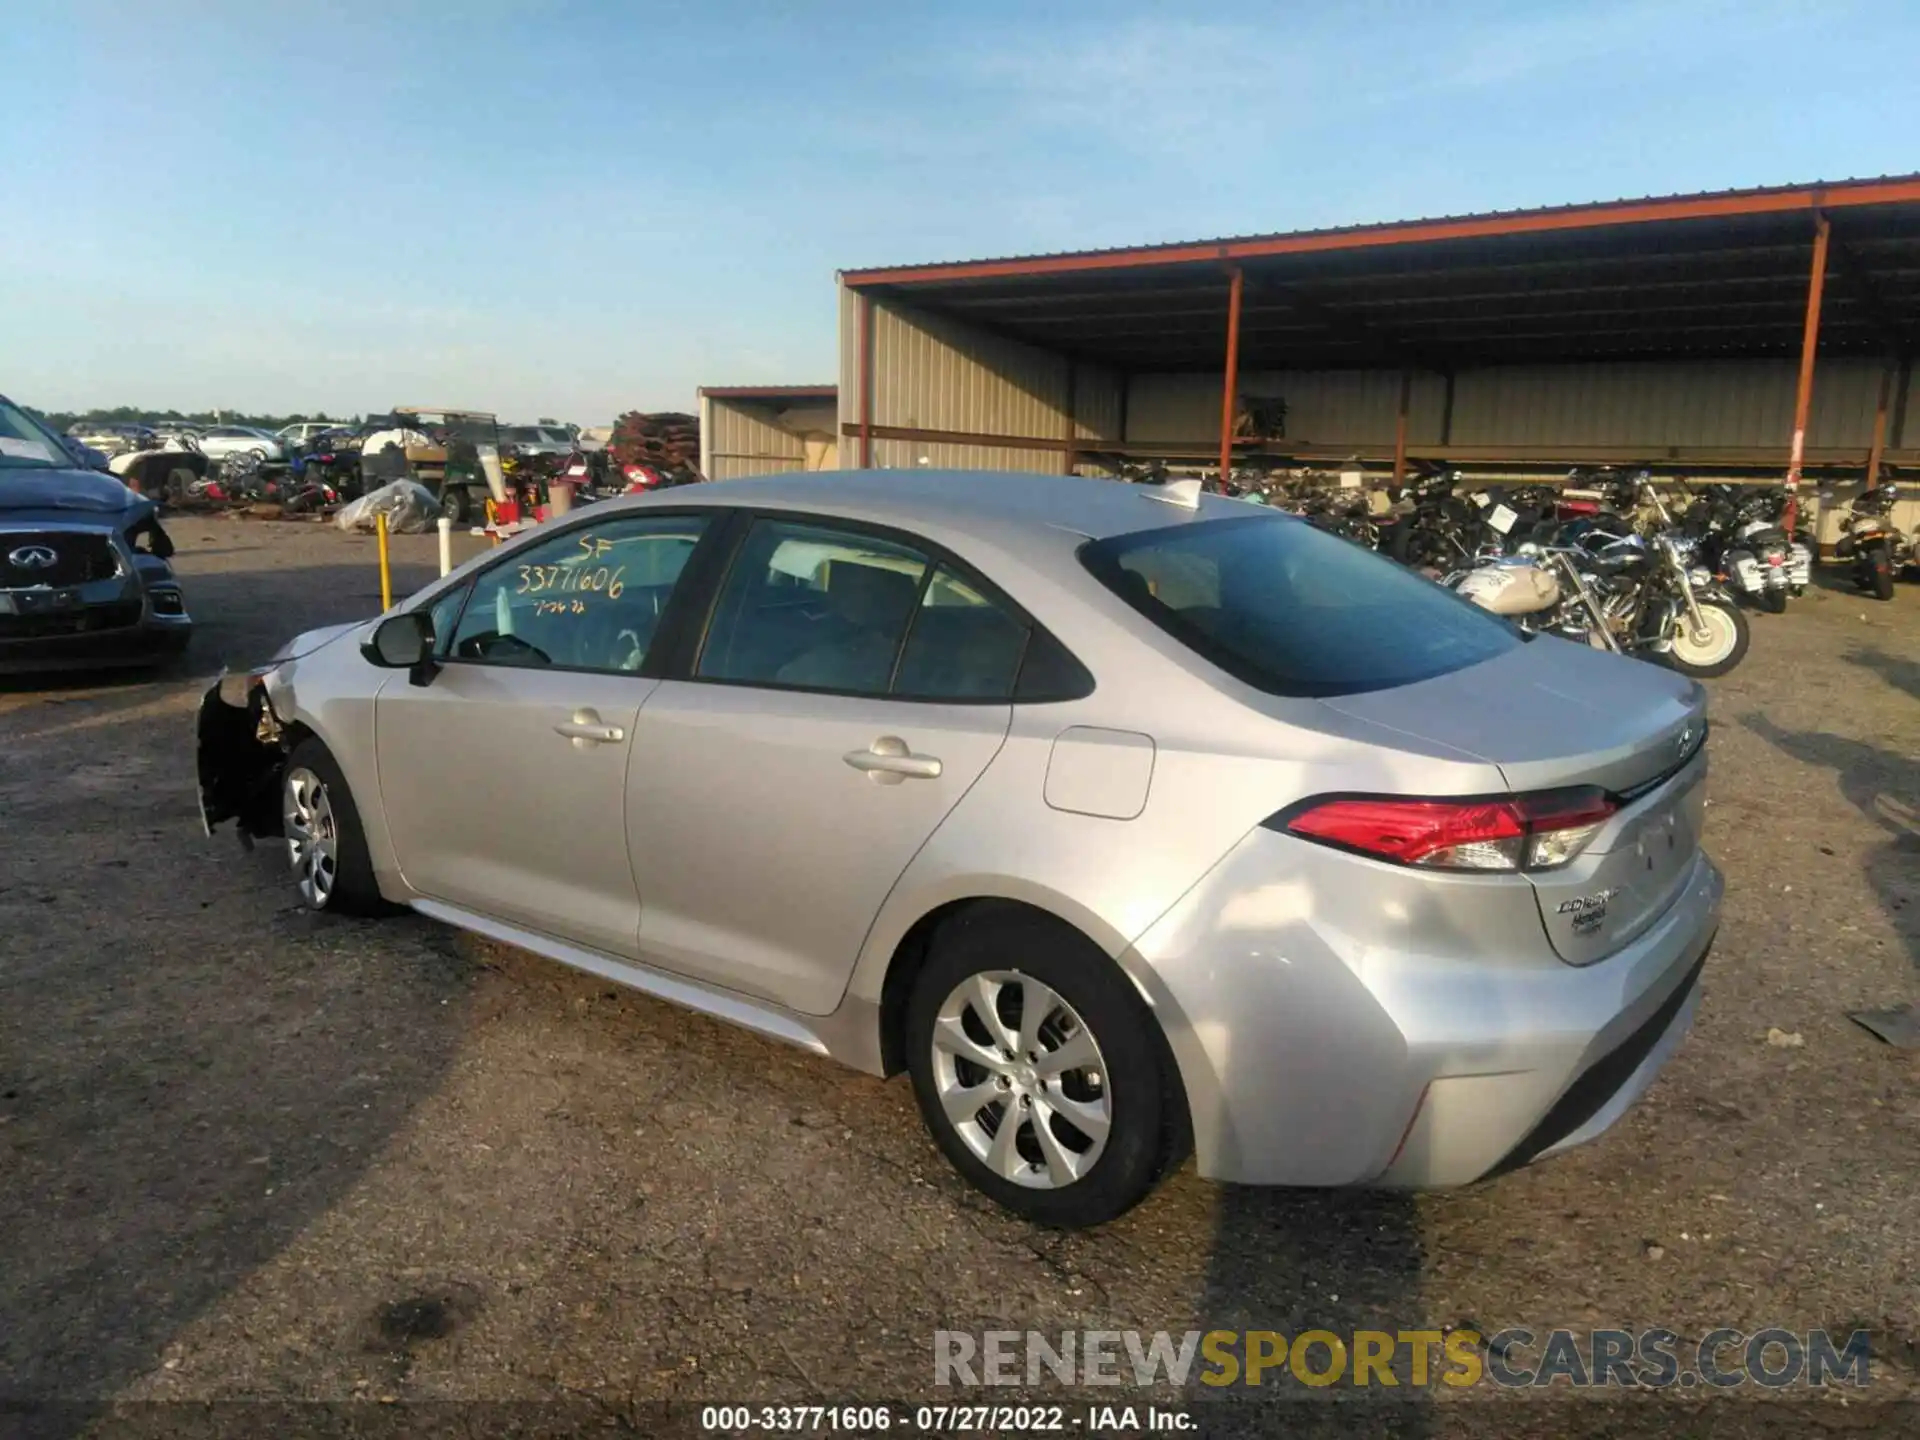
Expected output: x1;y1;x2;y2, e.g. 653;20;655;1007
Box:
7;545;58;570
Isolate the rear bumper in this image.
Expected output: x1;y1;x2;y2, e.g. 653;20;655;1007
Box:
1123;838;1723;1188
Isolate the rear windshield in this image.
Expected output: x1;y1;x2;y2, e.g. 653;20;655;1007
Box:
1081;512;1520;697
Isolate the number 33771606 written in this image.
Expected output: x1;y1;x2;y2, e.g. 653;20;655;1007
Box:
516;563;625;598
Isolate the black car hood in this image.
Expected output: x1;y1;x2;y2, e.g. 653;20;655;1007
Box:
0;467;137;515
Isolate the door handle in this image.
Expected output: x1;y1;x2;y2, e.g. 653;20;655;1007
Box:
554;708;626;747
843;735;943;783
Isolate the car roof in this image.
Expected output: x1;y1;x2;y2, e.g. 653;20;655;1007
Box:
614;469;1261;548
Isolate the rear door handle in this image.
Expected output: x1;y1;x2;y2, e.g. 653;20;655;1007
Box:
843;735;942;783
554;707;625;746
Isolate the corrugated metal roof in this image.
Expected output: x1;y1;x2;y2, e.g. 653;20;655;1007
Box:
842;174;1920;285
838;175;1920;372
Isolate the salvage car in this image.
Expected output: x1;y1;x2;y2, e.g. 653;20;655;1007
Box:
198;471;1719;1227
195;426;286;463
1;394;192;672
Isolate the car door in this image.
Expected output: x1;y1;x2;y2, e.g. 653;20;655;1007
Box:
627;515;1032;1016
375;509;713;958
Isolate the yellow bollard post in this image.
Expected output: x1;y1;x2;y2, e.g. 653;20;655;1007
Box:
376;511;393;610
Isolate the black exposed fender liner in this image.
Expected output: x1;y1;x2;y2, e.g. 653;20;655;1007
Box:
196;678;287;843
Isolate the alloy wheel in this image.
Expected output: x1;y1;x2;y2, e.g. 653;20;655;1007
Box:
929;970;1112;1190
283;765;339;908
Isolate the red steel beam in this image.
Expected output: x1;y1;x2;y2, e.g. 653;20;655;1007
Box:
1787;215;1832;487
858;293;874;467
842;178;1920;289
1218;266;1244;479
1866;361;1893;482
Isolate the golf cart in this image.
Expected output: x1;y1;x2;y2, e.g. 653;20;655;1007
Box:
359;407;505;524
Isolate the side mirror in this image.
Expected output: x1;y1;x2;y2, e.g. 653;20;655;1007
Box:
362;610;436;683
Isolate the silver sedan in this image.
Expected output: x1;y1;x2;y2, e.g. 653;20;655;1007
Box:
194;426;286;462
198;471;1721;1227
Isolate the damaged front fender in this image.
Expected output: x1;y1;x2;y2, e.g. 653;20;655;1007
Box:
197;673;288;844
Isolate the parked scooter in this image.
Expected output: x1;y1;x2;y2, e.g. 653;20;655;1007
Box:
1827;479;1912;600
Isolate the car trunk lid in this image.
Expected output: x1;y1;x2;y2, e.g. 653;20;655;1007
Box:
1320;639;1708;963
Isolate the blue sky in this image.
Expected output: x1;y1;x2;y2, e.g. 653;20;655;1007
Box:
5;0;1916;423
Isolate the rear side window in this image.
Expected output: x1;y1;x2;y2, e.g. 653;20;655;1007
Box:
1081;513;1520;697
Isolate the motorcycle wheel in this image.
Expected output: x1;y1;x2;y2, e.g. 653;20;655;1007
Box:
440;486;470;525
1663;600;1749;678
1757;587;1788;614
1862;541;1895;601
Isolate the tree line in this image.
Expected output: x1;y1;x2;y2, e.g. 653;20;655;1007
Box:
25;404;361;433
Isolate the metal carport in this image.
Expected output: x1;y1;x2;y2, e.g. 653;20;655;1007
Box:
837;176;1920;503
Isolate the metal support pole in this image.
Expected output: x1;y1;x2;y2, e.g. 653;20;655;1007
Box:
1866;361;1894;483
1893;353;1914;450
1787;214;1831;488
376;511;393;610
1392;370;1413;481
1439;370;1456;446
437;515;454;577
1217;266;1244;480
1063;359;1078;476
858;293;874;468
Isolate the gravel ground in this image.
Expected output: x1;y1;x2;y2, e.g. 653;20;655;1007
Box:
1;516;1916;1438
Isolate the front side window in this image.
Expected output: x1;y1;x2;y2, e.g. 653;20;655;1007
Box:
1082;513;1520;697
445;513;708;673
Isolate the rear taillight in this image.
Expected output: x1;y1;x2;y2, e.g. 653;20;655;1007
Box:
1272;787;1617;872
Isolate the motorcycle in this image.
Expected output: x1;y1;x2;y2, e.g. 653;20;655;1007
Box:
1828;479;1912;600
294;432;362;501
1684;483;1809;613
1382;466;1480;572
1450;476;1750;678
1452;546;1619;652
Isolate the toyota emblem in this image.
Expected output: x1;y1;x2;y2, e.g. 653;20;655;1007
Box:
7;545;58;570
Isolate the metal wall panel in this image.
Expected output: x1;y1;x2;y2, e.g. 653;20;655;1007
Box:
1448;358;1889;448
837;277;1916;469
1121;359;1900;452
833;286;1097;471
1125;370;1445;445
706;397;808;481
1072;362;1124;444
867;438;1063;474
871;298;1071;436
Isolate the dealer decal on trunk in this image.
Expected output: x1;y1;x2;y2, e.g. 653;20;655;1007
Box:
1557;886;1624;934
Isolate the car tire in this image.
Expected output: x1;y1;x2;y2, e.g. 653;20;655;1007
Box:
281;738;391;917
904;907;1186;1228
441;486;470;525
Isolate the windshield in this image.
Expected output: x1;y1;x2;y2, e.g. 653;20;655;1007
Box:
0;399;66;469
1081;512;1521;698
502;426;546;443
